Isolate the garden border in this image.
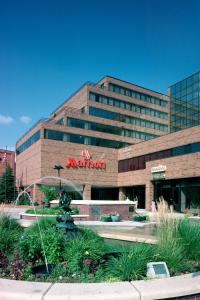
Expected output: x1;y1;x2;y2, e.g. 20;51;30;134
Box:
0;271;199;300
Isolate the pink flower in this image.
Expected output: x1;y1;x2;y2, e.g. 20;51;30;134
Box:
83;259;93;266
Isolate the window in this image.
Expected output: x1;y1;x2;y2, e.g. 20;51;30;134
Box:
89;92;168;120
89;107;167;133
16;131;40;155
44;129;132;149
108;83;168;107
118;142;200;172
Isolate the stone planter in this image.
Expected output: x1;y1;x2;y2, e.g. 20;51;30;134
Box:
111;215;121;222
100;215;112;222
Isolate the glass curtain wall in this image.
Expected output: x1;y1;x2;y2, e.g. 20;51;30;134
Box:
170;71;200;132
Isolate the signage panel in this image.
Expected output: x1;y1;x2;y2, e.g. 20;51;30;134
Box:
66;150;106;170
151;165;166;173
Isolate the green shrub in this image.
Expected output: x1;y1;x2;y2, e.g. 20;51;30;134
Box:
100;214;112;222
177;219;200;261
0;213;23;253
105;243;156;281
133;215;149;222
17;194;30;205
26;207;65;215
19;218;66;264
71;207;79;214
63;228;107;275
40;186;57;205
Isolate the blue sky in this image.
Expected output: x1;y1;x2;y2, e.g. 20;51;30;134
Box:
0;0;200;149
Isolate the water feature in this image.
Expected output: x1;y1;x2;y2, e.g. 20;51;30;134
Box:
15;176;84;274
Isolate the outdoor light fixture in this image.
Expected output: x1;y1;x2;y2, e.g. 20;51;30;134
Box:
146;262;170;279
53;165;64;192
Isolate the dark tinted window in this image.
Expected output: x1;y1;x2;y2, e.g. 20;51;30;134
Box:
16;131;40;155
44;129;131;149
118;142;200;173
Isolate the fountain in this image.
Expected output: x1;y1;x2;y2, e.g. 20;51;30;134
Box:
56;190;78;238
15;176;84;275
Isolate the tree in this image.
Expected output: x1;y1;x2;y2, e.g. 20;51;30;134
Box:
0;165;17;203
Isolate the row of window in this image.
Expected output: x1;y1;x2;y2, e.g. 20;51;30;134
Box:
171;102;200;115
118;142;200;173
16;131;40;155
67;117;158;141
89;92;168;120
108;83;168;107
44;129;131;149
170;72;200;95
89;107;169;132
171;92;200;104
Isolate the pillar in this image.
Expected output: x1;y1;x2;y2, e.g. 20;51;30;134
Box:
145;181;154;211
32;184;44;204
119;187;126;201
180;188;186;212
83;184;91;200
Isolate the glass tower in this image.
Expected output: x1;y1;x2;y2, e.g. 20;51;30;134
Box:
169;71;200;132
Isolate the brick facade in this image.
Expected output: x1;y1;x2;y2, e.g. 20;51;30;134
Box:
15;76;200;212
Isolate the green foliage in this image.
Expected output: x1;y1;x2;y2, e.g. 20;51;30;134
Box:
157;219;186;274
19;218;66;264
40;185;57;204
71;207;79;214
0;165;17;203
17;194;30;205
177;219;200;261
105;243;156;281
133;215;150;222
63;228;107;275
100;214;112;222
0;213;23;253
26;207;65;215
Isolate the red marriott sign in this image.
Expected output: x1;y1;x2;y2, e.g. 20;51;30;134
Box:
66;150;106;169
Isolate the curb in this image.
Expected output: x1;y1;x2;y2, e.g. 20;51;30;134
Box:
0;271;199;300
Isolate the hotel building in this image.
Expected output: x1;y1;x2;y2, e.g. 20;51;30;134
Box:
16;74;200;214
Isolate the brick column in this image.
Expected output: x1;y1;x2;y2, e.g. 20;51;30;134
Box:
40;128;44;139
145;181;154;211
119;187;126;201
83;184;91;200
32;184;44;204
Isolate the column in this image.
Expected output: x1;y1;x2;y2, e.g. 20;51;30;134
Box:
180;188;186;212
119;187;126;201
32;184;44;204
145;181;154;211
83;184;91;200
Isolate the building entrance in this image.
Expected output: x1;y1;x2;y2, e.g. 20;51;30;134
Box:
154;177;200;212
124;185;145;209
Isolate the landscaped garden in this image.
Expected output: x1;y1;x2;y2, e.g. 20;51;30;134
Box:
0;199;200;283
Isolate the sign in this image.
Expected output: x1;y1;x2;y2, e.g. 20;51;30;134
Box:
152;172;165;180
66;150;106;170
151;165;166;173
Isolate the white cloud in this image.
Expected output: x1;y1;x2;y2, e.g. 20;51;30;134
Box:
20;116;31;124
0;114;14;125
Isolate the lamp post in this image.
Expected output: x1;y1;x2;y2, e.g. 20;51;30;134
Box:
53;165;64;192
